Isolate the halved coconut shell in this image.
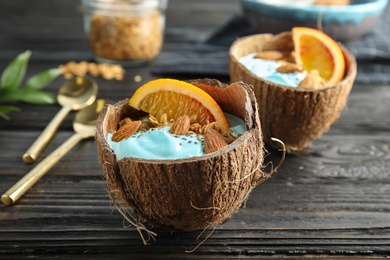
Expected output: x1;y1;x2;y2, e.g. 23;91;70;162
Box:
230;33;357;152
95;79;268;232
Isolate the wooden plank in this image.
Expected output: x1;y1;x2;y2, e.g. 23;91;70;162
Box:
1;133;389;256
1;0;390;258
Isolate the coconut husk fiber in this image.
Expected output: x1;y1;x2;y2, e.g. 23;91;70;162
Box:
229;32;357;152
95;78;270;233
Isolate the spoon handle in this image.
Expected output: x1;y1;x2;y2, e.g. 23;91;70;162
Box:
2;133;85;206
23;106;72;163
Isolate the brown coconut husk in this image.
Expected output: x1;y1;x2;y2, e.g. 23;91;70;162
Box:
229;33;357;152
95;79;274;235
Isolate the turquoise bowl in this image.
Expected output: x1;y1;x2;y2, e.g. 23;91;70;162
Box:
241;0;388;42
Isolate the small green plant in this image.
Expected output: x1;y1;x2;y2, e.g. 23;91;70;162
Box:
0;50;62;120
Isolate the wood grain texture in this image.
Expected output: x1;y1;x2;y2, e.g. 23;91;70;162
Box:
0;0;390;258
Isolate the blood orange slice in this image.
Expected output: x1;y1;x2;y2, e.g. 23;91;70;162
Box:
292;27;345;86
129;78;230;134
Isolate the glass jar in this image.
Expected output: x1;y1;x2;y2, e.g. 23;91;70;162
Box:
81;0;168;67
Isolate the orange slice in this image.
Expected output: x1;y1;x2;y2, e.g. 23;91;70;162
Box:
129;78;230;134
292;27;345;86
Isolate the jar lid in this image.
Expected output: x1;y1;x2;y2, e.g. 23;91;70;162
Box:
82;0;166;12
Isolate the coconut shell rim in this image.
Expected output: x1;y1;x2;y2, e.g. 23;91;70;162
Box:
229;32;357;92
96;85;261;165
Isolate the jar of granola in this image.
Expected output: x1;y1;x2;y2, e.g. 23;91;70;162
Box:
81;0;168;67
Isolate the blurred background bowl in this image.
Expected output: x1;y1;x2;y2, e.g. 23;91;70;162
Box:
241;0;388;42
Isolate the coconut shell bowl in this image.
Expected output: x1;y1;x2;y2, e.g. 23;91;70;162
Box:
95;79;275;236
230;32;357;152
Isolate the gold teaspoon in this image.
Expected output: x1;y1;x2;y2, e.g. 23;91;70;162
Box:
22;77;98;163
2;99;110;206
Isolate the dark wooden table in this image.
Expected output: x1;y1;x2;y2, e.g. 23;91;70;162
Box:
1;0;390;259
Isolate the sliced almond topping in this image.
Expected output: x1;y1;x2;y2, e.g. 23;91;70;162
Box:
204;128;228;154
112;120;141;142
277;63;304;73
169;115;190;135
189;123;202;134
201;122;220;135
254;51;284;61
160;113;168;125
148;115;160;126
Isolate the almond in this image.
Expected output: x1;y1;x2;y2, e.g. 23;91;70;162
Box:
204;128;228;154
112;120;141;142
298;74;316;89
118;117;132;128
277;63;304;73
254;51;284;61
169;115;190;135
298;70;325;89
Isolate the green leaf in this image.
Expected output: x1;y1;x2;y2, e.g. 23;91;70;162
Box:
0;50;31;91
0;88;23;101
0;105;20;120
0;88;55;104
19;89;56;105
24;68;62;90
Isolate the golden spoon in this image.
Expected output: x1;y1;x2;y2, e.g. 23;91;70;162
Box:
22;77;98;163
2;99;110;206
